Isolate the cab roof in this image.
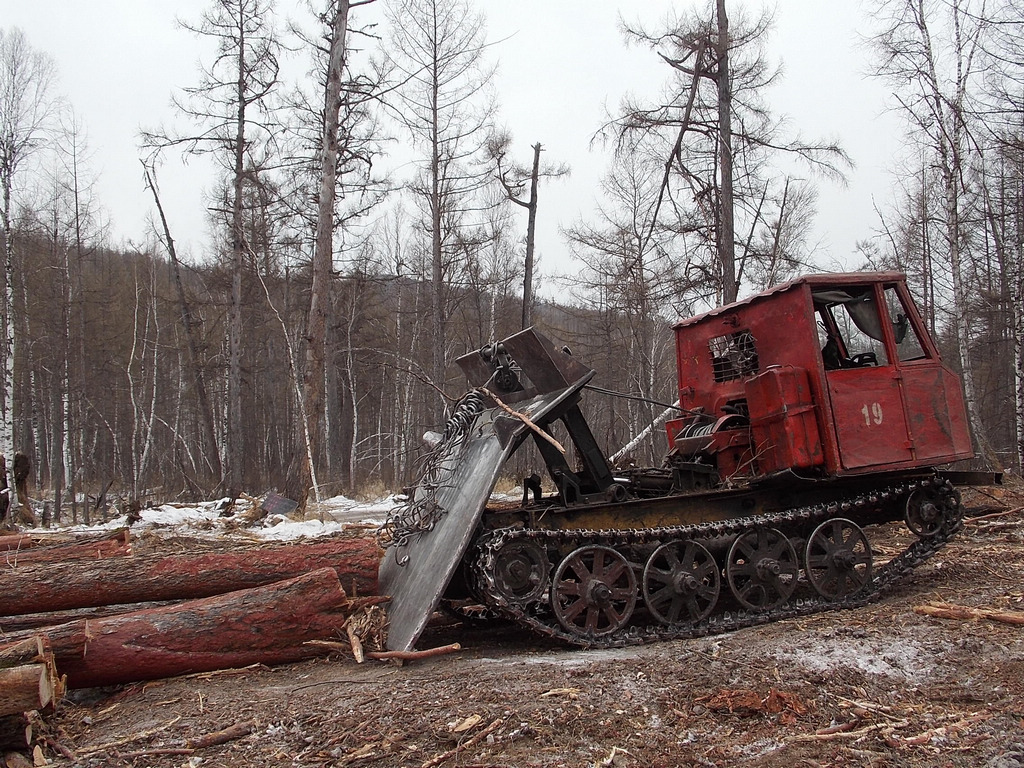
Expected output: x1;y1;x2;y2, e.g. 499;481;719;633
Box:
673;271;907;330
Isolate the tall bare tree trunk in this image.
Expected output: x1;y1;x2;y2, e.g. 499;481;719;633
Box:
521;143;541;328
1015;223;1023;471
2;180;18;519
226;26;247;493
716;0;737;304
290;0;351;509
430;101;445;415
922;1;997;467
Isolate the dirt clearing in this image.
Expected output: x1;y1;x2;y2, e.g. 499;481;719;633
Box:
29;484;1024;767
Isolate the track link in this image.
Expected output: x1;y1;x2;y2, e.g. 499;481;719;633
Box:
469;475;962;648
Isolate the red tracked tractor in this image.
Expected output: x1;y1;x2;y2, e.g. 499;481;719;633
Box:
378;272;984;651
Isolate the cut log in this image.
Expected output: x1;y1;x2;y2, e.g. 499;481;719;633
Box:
3;567;371;688
367;643;462;661
0;637;45;669
0;665;52;716
0;715;31;751
186;720;254;749
0;536;381;617
0;528;130;566
0;528;129;553
0;602;175;635
0;636;64;709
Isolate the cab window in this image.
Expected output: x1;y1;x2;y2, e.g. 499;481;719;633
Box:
883;285;929;362
813;287;889;369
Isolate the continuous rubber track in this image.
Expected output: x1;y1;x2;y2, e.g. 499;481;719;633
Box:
469;475;962;649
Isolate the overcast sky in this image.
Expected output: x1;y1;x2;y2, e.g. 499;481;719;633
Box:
1;0;903;286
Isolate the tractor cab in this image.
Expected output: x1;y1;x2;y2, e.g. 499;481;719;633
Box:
666;272;973;484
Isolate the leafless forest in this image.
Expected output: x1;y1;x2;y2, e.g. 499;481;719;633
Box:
0;0;1021;524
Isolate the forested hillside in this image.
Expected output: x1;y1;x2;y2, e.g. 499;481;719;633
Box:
0;0;1020;524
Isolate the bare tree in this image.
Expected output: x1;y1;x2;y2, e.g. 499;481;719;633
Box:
715;0;737;303
0;27;56;522
143;164;222;486
49;110;104;523
281;0;385;509
611;3;848;305
382;0;496;414
978;0;1024;471
143;0;281;493
565;152;694;463
738;177;818;291
487;133;569;328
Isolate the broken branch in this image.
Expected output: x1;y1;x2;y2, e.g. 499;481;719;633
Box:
186;720;253;749
477;387;565;454
366;643;462;661
914;601;1024;626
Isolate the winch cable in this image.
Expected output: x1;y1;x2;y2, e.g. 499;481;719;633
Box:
582;383;698;416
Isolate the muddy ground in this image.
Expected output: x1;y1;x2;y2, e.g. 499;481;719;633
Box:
32;481;1024;768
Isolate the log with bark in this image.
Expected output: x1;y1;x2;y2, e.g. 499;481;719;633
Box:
2;567;379;688
0;528;130;567
1;528;129;555
0;636;62;716
0;536;381;617
0;528;129;551
0;637;47;668
0;601;174;635
0;666;52;716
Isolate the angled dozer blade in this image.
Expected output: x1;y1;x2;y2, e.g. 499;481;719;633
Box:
378;329;594;652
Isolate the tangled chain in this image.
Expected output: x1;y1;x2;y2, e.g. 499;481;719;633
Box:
376;391;487;560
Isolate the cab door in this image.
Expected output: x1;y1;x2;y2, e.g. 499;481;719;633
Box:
820;284;914;470
828;367;913;469
881;283;973;463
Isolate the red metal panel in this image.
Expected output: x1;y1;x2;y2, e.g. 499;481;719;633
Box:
674;283;822;418
827;367;912;469
901;365;973;463
745;366;824;474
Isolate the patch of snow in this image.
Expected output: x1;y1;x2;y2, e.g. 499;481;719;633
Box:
26;493;404;541
773;634;938;682
141;502;223;528
307;494;402;526
252;517;355;541
737;738;785;759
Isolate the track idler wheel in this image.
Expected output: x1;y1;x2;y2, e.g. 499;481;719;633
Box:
804;518;873;600
491;539;550;605
642;540;720;625
725;527;798;610
905;486;945;537
551;545;637;638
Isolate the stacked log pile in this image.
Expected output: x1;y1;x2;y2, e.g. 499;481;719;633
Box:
0;536;379;616
0;635;62;754
0;530;385;689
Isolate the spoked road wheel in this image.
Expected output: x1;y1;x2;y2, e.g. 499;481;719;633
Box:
725;527;799;611
804;518;873;600
642;540;720;625
551;545;637;638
